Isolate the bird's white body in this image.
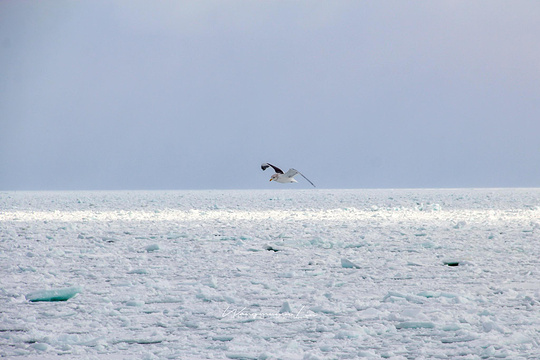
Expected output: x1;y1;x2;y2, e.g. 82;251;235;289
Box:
274;176;298;184
270;169;300;183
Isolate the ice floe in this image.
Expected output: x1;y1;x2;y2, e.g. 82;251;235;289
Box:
1;189;540;358
25;286;82;302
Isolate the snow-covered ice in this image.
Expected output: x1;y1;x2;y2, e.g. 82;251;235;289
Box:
1;189;540;359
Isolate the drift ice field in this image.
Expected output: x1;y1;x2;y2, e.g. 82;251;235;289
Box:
1;189;540;359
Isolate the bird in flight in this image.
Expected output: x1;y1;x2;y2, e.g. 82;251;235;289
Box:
261;163;316;188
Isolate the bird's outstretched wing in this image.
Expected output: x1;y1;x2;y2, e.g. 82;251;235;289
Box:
261;163;284;174
285;168;316;188
283;168;299;178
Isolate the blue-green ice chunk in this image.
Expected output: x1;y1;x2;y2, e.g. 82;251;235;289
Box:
145;244;160;252
396;321;435;329
26;286;82;302
341;258;361;269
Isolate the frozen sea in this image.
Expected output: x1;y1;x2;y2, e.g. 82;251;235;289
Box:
1;189;540;359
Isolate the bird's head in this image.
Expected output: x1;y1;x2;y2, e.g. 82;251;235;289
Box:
270;174;279;182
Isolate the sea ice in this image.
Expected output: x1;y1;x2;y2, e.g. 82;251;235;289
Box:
145;244;160;252
396;321;436;329
2;189;540;359
25;286;82;302
280;301;292;313
340;258;361;269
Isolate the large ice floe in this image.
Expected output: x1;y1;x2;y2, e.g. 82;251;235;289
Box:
1;188;540;359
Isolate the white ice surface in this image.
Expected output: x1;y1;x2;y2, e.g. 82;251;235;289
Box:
1;189;540;359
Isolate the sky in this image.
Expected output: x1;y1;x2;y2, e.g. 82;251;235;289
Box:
1;1;540;190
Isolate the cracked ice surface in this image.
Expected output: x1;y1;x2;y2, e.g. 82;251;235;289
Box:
1;189;540;359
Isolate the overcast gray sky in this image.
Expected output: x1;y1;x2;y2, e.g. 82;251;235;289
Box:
1;1;539;190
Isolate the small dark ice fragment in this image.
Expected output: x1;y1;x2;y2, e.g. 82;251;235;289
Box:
444;261;460;266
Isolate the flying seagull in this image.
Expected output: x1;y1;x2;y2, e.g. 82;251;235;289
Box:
261;163;316;187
